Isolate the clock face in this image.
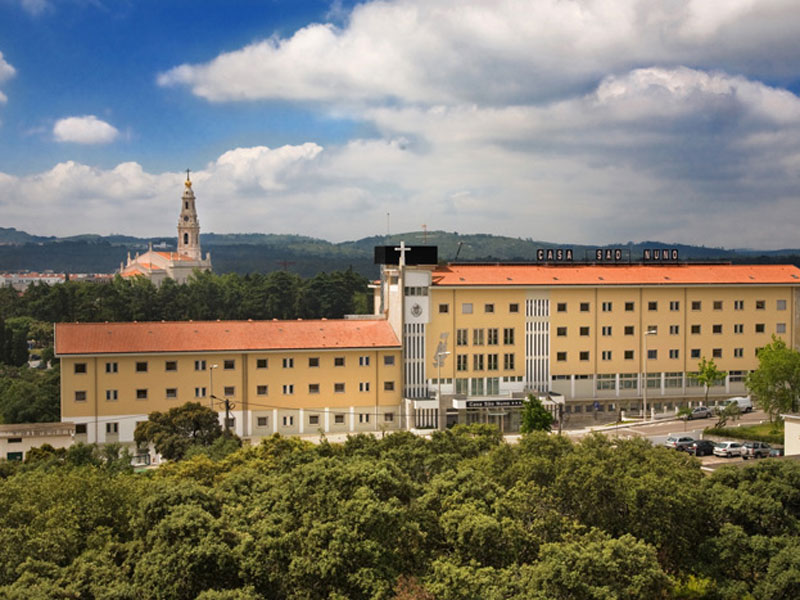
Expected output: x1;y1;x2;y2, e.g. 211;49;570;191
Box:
183;216;189;221
411;303;423;317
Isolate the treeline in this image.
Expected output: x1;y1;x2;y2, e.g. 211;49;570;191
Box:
0;268;370;324
1;428;799;599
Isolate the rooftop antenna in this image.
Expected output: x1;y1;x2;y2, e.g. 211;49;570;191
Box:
387;212;391;237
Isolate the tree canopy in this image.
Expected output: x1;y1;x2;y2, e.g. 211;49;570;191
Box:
747;336;800;421
520;394;554;433
134;402;225;461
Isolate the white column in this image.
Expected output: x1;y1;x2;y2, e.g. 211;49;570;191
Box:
299;408;304;434
272;409;278;434
350;406;355;432
324;408;330;432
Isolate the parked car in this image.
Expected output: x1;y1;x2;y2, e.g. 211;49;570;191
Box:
687;406;713;420
685;440;716;456
664;435;695;450
742;441;771;460
713;441;744;458
716;396;753;413
770;447;785;457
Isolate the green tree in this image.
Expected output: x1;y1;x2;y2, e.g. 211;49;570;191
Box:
694;357;726;406
520;394;554;433
134;402;223;461
746;336;800;422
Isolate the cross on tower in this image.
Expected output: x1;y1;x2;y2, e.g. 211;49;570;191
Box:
185;168;191;181
394;240;411;268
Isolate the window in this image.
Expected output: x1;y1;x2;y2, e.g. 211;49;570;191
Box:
669;325;679;335
330;356;343;367
359;382;370;392
106;422;118;434
136;361;148;373
691;324;701;334
223;386;235;396
625;302;635;311
282;416;294;427
74;363;87;374
356;413;370;424
165;360;177;372
309;415;320;425
194;360;206;371
624;350;634;360
579;351;590;361
74;391;87;402
256;358;268;369
470;378;485;395
384;412;395;422
713;300;723;310
556;327;567;337
509;303;519;313
504;353;515;370
713;324;722;334
383;355;395;366
734;324;743;334
487;354;499;370
503;328;515;345
624;326;634;336
105;362;118;373
283;357;295;368
734;348;743;358
76;424;87;434
195;387;206;398
334;414;345;424
556;352;567;362
456;329;468;346
557;302;567;312
257;385;268;395
601;326;612;336
734;300;744;310
457;354;468;371
755;323;765;333
691;349;700;358
777;323;787;334
756;300;765;310
384;381;395;391
691;301;701;311
166;388;177;399
473;329;485;345
105;389;118;401
308;357;319;368
647;349;657;359
487;328;499;345
462;303;473;314
257;416;268;427
712;348;722;358
331;382;345;393
224;359;235;370
580;326;590;336
602;351;612;360
670;301;680;311
484;303;494;313
669;349;679;359
473;354;485;370
580;302;590;312
602;302;612;312
648;301;658;311
136;389;148;400
308;383;320;394
359;355;370;366
647;325;658;335
439;303;449;313
777;299;787;311
282;384;294;395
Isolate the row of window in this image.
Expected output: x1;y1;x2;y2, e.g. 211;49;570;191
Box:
75;354;396;375
440;303;520;315
255;412;395;428
455;328;515;346
556;299;787;313
555;347;763;362
554;322;786;337
455;353;516;371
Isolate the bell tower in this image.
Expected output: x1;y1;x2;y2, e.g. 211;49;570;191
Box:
177;169;201;260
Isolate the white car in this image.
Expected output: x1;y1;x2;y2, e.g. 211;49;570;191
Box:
687;406;713;420
713;441;744;458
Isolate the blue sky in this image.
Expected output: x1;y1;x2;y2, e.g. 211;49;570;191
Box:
1;0;800;248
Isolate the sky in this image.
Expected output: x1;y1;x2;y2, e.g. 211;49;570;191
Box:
1;0;799;249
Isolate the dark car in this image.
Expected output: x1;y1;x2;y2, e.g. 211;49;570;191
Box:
685;440;716;456
742;441;771;460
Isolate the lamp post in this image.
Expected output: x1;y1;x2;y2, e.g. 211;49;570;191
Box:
642;329;657;421
436;350;451;430
209;364;218;410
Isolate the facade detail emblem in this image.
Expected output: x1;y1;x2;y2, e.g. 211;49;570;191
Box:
411;303;423;317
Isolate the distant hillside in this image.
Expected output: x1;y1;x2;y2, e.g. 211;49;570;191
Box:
0;228;798;278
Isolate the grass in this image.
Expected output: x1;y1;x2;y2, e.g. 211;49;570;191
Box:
704;420;784;445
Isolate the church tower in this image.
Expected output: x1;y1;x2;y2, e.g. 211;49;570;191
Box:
177;170;201;260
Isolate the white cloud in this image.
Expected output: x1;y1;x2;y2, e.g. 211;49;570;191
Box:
158;0;800;106
0;51;15;104
53;115;119;144
20;0;50;16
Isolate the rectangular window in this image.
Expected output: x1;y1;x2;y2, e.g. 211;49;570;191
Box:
484;303;494;313
222;359;234;370
256;358;268;369
755;323;765;333
734;300;744;310
384;412;394;422
713;300;723;310
359;355;370;366
691;324;701;334
579;351;590;361
106;422;118;434
580;302;590;312
713;324;722;334
624;325;634;336
624;350;634;360
647;325;658;335
283;357;295;368
334;414;345;424
580;326;590;336
455;378;468;394
556;352;567;362
105;362;118;373
383;355;395;366
487;354;499;370
105;389;118;401
439;303;449;313
456;329;468;346
691;301;701;311
257;385;268;395
309;415;320;425
282;416;294;427
777;323;787;334
166;388;177;399
223;386;235;396
334;382;345;393
257;416;268;427
601;351;612;360
74;363;87;374
470;378;484;396
359;382;370;392
756;300;765;310
734;348;743;358
195;387;206;398
457;354;468;371
713;348;722;358
601;326;612;336
165;360;177;372
74;390;87;402
384;381;395;391
283;384;294;395
359;413;370;424
669;301;680;311
647;349;657;359
625;302;634;311
557;302;567;312
487;328;499;345
473;354;484;371
601;302;612;312
556;326;567;336
691;349;700;358
669;349;679;359
76;424;87;434
194;360;206;371
473;329;485;346
734;324;743;334
136;361;148;373
503;328;515;345
308;383;320;394
307;357;319;368
648;301;658;311
136;389;148;400
509;303;519;313
669;325;679;335
504;353;515;370
462;303;473;314
777;299;787;311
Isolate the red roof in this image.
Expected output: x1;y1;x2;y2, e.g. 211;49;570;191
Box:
154;251;198;262
432;264;800;286
55;319;400;355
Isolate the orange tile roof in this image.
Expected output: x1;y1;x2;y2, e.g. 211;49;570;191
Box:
154;251;198;262
55;319;400;355
432;263;800;286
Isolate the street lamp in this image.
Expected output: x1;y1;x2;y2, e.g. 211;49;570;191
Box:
209;364;218;409
435;350;451;430
642;329;657;421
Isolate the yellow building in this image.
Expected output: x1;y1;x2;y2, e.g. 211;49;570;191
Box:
55;319;402;444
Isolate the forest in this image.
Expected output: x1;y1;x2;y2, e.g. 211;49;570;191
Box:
0;427;798;599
